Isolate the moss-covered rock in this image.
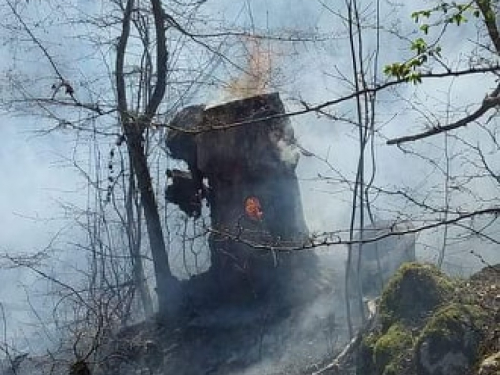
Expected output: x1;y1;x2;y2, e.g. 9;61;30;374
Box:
356;263;493;375
378;263;455;330
373;323;414;375
358;332;380;375
357;323;415;375
416;303;487;375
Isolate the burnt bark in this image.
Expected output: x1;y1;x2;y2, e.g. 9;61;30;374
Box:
166;93;315;307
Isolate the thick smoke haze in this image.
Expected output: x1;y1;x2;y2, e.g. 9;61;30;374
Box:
0;0;498;361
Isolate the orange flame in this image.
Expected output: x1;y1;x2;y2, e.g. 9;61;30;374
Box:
245;196;263;221
226;37;273;99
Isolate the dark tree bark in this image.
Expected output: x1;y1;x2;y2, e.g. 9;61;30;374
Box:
125;125;181;317
115;0;181;318
166;93;316;307
125;156;154;318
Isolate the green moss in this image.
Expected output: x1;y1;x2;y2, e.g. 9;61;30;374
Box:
373;323;414;375
416;303;487;374
378;263;455;330
357;262;495;375
358;332;380;374
418;302;486;347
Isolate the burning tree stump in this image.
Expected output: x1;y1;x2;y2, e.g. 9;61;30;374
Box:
166;93;316;307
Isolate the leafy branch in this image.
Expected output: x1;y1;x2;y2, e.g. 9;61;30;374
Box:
383;1;486;83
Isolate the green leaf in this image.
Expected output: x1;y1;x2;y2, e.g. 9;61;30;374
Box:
420;24;429;34
407;72;423;84
411;38;427;54
408;59;420;68
452;13;467;26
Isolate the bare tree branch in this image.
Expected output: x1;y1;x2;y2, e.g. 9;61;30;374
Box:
6;1;104;115
153;66;499;134
145;0;168;118
206;206;500;253
6;1;64;79
115;0;134;117
387;84;500;145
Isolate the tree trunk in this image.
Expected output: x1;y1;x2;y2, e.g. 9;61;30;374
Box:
115;0;180;319
126;125;181;318
125;162;154;318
